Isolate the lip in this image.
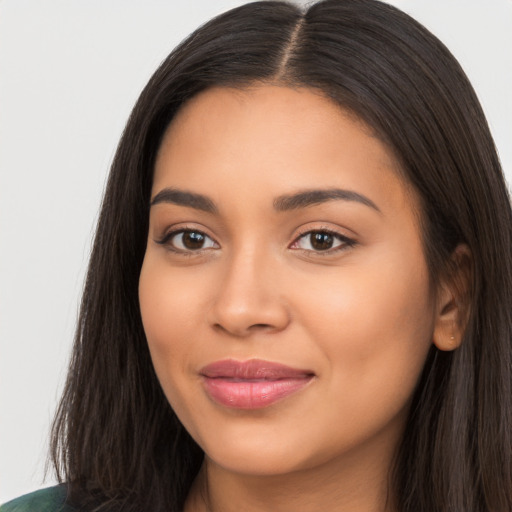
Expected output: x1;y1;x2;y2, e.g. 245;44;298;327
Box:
200;359;315;409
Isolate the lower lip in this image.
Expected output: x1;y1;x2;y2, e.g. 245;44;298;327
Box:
202;377;313;409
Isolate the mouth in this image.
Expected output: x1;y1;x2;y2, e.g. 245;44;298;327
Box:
199;359;315;409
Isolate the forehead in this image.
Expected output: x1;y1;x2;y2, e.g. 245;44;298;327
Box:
160;85;386;162
153;85;415;217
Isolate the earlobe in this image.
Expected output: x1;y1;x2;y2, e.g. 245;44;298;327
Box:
432;244;472;351
433;287;461;351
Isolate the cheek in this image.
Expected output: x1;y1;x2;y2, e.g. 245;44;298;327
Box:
138;254;204;396
139;249;212;340
293;245;435;410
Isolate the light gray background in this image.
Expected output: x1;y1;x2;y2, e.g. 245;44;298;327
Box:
1;0;511;504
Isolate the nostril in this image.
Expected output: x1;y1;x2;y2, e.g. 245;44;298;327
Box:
212;322;277;336
249;323;273;330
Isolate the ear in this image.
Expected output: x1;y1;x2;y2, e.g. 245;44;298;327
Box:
432;244;472;351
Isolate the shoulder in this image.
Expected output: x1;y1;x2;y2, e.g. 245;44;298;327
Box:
0;485;75;512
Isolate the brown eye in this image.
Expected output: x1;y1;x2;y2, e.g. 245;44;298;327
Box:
291;230;354;253
165;230;218;251
310;232;334;250
182;231;206;249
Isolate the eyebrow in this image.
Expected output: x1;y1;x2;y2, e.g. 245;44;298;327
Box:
273;188;381;213
150;188;218;214
150;187;380;214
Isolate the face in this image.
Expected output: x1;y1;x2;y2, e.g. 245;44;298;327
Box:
139;85;438;477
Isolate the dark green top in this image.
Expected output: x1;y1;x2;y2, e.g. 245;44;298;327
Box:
0;486;75;512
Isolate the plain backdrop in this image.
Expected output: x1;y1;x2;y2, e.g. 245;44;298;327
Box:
1;0;511;504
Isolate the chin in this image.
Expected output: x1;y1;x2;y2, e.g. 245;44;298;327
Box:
204;440;313;477
189;414;336;478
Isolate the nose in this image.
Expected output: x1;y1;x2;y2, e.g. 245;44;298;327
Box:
207;249;291;338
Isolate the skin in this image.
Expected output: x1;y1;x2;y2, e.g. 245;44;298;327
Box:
138;85;461;512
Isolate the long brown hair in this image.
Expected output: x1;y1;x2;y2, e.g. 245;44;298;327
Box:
50;1;512;510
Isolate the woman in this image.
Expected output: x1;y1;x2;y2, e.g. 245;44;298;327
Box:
2;0;511;510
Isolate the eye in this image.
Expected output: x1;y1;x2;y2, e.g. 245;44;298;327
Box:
158;229;218;252
290;230;355;253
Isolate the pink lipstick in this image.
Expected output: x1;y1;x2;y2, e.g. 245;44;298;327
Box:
200;359;314;409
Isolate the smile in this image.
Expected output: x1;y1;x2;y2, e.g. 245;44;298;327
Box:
200;359;315;409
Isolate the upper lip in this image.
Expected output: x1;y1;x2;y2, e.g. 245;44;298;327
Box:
200;359;314;380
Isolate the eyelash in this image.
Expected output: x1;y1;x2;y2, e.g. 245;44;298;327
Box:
155;227;356;256
290;228;356;256
156;228;218;255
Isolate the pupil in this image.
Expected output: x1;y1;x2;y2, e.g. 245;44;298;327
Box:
311;232;333;250
183;232;204;249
